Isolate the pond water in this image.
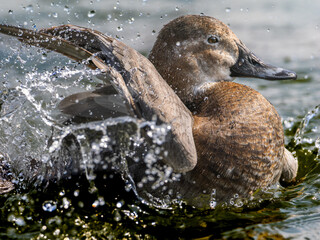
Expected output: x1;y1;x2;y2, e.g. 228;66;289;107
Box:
0;0;320;239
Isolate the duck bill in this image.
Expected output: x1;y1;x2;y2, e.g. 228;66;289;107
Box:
230;41;297;80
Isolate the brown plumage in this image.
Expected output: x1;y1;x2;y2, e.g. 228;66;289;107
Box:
176;82;284;204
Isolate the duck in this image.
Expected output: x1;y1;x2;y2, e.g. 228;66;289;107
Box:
0;15;298;207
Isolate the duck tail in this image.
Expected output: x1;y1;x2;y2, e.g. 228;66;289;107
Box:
281;148;298;183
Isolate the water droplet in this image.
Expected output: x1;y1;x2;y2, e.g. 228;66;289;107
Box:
210;200;217;208
117;26;123;31
152;30;156;35
176;41;181;46
62;197;71;209
64;5;70;14
52;12;58;18
238;58;245;66
125;183;132;192
78;201;84;208
53;229;60;236
74;189;79;197
25;4;33;12
175;7;179;11
92;200;99;208
15;216;26;226
128;17;135;24
114;210;121;221
41;53;47;60
315;138;320;149
267;28;270;32
225;7;231;13
18;29;23;36
88;10;96;18
42;200;57;212
8;10;13;14
116;201;124;208
234;198;244;207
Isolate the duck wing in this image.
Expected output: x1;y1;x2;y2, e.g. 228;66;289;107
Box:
0;24;197;173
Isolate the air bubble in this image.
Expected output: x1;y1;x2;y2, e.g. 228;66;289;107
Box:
225;7;231;13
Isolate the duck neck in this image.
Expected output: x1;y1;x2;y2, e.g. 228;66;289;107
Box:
149;45;231;106
185;82;218;113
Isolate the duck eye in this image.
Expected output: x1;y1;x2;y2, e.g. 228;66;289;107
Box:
207;35;219;44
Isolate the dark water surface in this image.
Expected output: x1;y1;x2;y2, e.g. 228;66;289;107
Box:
0;0;320;239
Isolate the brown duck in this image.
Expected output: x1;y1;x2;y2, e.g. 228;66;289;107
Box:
0;15;297;207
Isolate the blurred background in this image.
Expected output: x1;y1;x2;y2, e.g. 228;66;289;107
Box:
0;0;320;239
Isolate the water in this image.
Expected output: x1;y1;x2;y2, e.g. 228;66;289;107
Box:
0;0;320;239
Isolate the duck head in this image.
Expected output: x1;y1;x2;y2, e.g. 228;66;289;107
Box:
149;15;296;104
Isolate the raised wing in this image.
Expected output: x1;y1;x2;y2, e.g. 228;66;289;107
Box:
0;24;197;172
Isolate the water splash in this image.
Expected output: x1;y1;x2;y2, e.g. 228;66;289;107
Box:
294;105;320;148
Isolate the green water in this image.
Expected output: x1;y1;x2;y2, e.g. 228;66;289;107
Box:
2;107;320;239
0;0;320;239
